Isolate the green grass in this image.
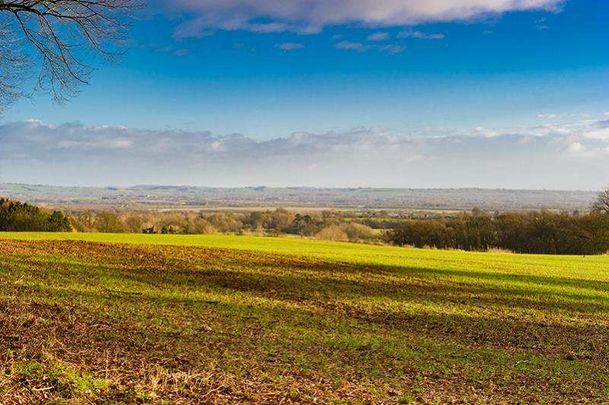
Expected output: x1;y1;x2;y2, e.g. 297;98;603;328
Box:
1;232;608;402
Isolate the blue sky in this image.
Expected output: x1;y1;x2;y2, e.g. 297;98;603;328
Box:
1;0;609;188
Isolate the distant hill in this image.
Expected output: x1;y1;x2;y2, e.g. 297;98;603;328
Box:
0;183;597;212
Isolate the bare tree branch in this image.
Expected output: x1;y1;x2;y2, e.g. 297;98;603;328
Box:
0;0;137;107
0;20;27;110
592;187;609;215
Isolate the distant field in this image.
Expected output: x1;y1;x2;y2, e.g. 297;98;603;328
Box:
1;183;597;211
1;233;608;403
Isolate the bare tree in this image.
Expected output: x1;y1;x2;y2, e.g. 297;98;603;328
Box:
592;187;609;215
0;0;136;108
0;19;29;109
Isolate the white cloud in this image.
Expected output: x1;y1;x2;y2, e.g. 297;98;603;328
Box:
249;22;291;33
378;44;406;54
473;127;500;138
141;43;191;57
397;30;446;40
538;113;558;119
367;32;390;41
334;41;371;52
1;116;608;189
334;41;405;53
567;142;585;154
276;42;305;51
165;0;562;37
582;127;609;141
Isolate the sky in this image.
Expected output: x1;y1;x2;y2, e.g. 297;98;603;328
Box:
1;0;608;189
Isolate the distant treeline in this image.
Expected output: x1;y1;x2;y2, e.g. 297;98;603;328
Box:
0;198;71;232
3;188;609;255
68;209;378;242
386;211;609;255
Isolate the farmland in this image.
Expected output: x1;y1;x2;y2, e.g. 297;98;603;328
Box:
1;183;597;212
1;233;609;403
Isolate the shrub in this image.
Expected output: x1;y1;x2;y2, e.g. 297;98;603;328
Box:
343;223;377;241
316;225;348;241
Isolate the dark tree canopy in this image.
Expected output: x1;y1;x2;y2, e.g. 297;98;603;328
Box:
0;0;135;109
386;211;609;255
0;198;71;231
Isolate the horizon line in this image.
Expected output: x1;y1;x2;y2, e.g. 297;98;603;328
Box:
0;182;600;193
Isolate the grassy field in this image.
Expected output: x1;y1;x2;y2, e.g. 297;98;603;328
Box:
1;232;608;403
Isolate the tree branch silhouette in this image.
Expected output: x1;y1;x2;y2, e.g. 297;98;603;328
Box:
0;0;136;109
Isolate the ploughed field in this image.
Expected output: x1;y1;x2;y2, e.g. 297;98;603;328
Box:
1;233;608;403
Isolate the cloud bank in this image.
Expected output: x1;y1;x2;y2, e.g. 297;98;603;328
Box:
166;0;562;37
1;117;607;189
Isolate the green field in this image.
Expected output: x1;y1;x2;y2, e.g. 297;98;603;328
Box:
1;232;608;403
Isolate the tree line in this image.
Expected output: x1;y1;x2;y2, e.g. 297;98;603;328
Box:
67;208;378;242
2;188;609;255
385;189;609;255
0;198;71;232
386;211;609;255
